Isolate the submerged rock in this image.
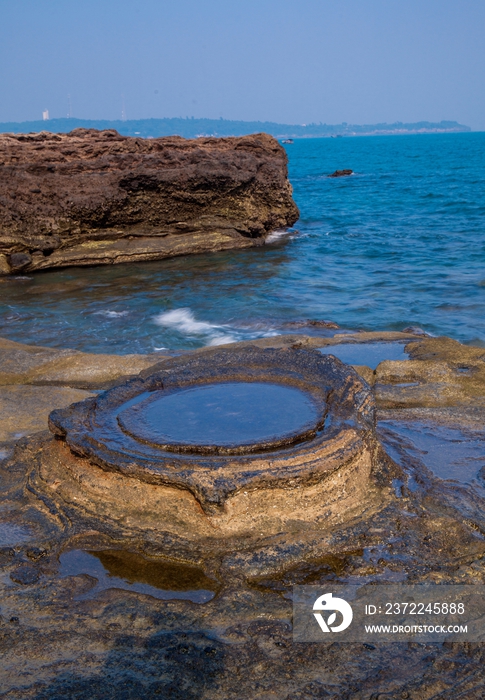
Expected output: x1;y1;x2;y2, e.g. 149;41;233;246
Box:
328;169;353;177
0;129;299;274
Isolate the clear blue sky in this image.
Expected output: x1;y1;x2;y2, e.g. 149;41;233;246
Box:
1;0;484;128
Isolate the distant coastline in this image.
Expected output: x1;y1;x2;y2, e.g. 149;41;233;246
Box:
0;117;471;139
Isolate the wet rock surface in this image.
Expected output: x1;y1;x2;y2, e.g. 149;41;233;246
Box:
0;130;299;274
1;332;485;698
47;346;378;514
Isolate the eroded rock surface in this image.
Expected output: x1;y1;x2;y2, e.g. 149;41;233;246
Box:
1;332;485;698
0;335;167;389
0;129;299;273
35;347;389;560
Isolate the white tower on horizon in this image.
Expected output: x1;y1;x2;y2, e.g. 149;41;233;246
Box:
42;109;49;121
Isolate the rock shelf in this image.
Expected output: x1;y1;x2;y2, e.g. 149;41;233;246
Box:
2;332;485;698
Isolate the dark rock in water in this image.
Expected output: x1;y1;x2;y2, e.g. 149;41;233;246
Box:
0;130;299;274
328;169;353;177
10;565;40;585
281;319;340;330
9;252;32;272
307;319;340;329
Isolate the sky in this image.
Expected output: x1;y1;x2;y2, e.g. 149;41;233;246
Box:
1;0;484;129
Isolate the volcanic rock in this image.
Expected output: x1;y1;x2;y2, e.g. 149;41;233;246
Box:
10;565;40;585
0;129;299;273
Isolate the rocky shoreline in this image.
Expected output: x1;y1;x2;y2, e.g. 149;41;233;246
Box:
0;130;298;274
1;332;485;697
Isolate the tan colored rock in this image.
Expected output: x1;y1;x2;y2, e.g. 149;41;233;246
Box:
0;335;167;389
30;346;391;568
374;336;485;408
406;335;485;363
352;364;375;385
0;253;10;275
324;331;419;344
0;384;93;442
35;434;383;549
24;351;167;389
2;333;485;697
0;336;79;384
1;332;485;697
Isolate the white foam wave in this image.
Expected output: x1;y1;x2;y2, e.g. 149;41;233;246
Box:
94;310;129;318
153;308;280;347
154;308;218;334
265;229;291;243
153;308;234;345
208;334;237;346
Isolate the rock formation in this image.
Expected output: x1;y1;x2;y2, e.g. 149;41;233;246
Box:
0;129;299;274
42;347;384;553
2;332;485;697
328;169;353;177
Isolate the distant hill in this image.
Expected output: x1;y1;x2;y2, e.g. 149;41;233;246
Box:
0;117;471;139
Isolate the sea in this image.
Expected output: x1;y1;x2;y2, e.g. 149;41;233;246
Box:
1;132;484;355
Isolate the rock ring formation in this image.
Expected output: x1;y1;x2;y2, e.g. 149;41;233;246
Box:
0;129;299;274
33;347;385;558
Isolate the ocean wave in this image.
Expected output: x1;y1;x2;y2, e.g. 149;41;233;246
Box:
265;229;292;243
153;308;279;346
153;308;236;345
94;310;129;318
208;334;237;346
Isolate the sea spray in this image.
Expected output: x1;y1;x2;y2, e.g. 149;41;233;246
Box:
153;308;237;346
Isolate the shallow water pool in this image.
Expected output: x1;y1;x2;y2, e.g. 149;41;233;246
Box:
59;549;219;603
319;341;409;369
118;382;320;448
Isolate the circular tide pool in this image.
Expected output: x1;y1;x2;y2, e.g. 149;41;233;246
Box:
118;381;320;453
48;346;375;510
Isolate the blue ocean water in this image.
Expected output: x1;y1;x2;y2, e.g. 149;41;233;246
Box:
1;132;484;354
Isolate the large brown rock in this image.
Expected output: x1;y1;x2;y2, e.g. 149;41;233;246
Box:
0;129;299;273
